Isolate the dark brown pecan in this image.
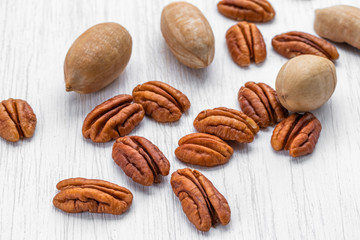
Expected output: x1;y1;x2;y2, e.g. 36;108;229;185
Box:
82;94;144;143
112;136;170;186
193;107;259;143
271;112;322;157
217;0;275;22
53;178;133;215
171;168;231;232
132;81;190;123
226;21;266;67
272;31;339;60
175;133;233;167
0;98;37;142
238;82;288;128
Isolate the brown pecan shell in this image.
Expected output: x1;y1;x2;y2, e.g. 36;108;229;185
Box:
171;168;231;232
226;21;266;67
53;178;133;215
217;0;275;22
272;31;339;60
82;94;145;143
193;107;259;143
175;133;234;167
132;81;190;123
271;112;322;157
0;98;37;142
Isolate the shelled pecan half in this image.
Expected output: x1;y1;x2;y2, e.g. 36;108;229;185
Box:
271;112;322;157
112;136;170;186
53;178;133;215
171;168;231;232
272;31;339;60
0;98;37;142
238;82;288;128
217;0;275;22
82;94;144;143
132;81;190;123
226;21;266;67
193;107;259;143
175;133;233;167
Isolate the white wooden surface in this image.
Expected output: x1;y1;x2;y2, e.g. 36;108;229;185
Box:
1;0;360;239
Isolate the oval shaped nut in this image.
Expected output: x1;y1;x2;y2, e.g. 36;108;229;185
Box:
64;22;132;94
0;98;37;142
112;136;170;186
161;2;215;69
193;107;259;143
272;31;339;60
175;133;233;167
314;5;360;49
53;178;133;215
82;94;144;143
132;81;190;123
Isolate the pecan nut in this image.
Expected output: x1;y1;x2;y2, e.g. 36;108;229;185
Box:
132;81;190;123
226;21;266;67
193;107;259;143
271;112;322;157
175;133;233;167
272;31;339;60
171;168;231;232
53;178;133;215
238;82;288;128
82;94;145;143
217;0;275;22
112;136;170;186
0;98;37;142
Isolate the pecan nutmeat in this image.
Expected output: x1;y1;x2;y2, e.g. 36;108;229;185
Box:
171;168;231;232
226;21;266;67
82;94;145;143
238;82;288;128
175;133;233;167
112;136;170;186
53;178;133;215
0;98;37;142
271;112;322;157
132;81;190;123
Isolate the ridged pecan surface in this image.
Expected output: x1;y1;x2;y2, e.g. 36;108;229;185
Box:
175;133;233;167
132;81;190;123
171;168;231;232
238;82;288;128
217;0;275;22
272;31;339;60
82;94;144;143
112;136;170;186
193;107;259;143
53;178;133;215
226;21;266;67
271;113;322;157
0;98;37;142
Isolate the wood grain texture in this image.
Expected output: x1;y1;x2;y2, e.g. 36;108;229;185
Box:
1;0;360;239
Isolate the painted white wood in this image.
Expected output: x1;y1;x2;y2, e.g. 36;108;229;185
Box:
1;0;360;239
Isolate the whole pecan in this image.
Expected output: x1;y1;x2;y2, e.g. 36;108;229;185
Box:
132;81;190;123
112;136;170;186
53;178;133;215
272;31;339;60
238;82;288;128
193;107;259;143
217;0;275;22
171;168;231;232
271;112;322;157
175;133;233;167
0;98;37;142
82;94;144;143
226;21;266;67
